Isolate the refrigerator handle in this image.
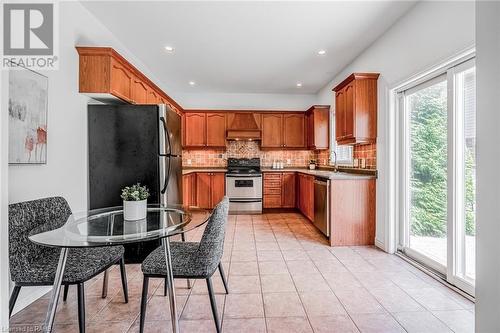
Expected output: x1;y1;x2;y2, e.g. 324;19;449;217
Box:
159;116;172;156
161;156;171;195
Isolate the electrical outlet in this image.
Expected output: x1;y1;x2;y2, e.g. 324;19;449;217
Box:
360;158;366;168
353;159;359;167
287;159;291;164
187;159;192;165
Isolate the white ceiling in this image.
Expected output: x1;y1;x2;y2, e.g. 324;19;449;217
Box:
81;1;416;95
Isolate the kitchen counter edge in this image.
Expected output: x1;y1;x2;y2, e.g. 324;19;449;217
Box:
182;167;376;179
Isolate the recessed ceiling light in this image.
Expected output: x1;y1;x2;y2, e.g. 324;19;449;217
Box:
296;83;302;88
189;81;196;86
318;49;326;55
164;46;174;53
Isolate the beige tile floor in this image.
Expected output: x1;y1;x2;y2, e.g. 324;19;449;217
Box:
10;213;475;332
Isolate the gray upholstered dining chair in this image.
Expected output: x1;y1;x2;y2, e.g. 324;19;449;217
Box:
139;197;230;333
9;197;128;333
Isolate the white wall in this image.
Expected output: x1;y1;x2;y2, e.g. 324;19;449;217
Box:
176;92;317;111
1;70;10;331
315;1;475;251
475;1;500;331
5;1;168;314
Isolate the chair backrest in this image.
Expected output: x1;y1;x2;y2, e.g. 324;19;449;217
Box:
9;197;72;282
193;197;229;275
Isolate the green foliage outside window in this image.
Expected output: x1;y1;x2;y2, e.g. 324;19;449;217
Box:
409;82;475;237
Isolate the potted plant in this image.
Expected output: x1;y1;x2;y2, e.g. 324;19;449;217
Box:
309;159;317;170
121;183;150;220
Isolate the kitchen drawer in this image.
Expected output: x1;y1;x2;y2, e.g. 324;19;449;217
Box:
264;187;281;195
264;173;282;180
264;180;282;188
263;195;282;208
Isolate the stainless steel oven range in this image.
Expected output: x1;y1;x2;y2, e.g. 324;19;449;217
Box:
225;158;262;214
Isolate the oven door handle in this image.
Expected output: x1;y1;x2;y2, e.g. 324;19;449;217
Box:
226;174;262;178
228;198;262;202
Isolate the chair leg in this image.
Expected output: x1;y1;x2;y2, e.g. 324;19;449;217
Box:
9;286;21;317
77;283;85;333
218;263;229;294
119;257;129;303
101;269;108;299
206;278;221;333
63;284;69;302
139;276;149;333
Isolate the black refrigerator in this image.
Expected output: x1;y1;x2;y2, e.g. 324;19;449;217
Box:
88;104;182;263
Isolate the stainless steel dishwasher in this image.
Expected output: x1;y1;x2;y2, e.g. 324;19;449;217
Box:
313;177;330;237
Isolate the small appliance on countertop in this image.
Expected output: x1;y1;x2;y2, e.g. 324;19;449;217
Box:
225;158;262;214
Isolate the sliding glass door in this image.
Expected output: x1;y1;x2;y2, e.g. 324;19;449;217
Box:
448;60;476;294
399;57;476;295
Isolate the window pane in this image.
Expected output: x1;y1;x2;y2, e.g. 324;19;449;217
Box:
407;78;448;267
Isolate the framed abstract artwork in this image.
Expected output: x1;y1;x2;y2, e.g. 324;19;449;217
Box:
8;65;48;164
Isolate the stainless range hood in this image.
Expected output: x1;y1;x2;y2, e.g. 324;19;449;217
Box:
226;113;261;140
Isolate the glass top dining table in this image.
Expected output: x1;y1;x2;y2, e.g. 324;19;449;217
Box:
29;205;211;333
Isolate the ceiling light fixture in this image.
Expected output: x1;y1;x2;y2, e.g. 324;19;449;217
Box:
189;81;196;86
296;83;302;88
164;46;174;53
318;49;326;55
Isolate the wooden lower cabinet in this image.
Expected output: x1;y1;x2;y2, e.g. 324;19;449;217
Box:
210;173;226;207
281;173;296;208
263;172;296;209
330;179;376;246
194;172;225;209
182;173;197;207
297;173;314;221
263;173;282;208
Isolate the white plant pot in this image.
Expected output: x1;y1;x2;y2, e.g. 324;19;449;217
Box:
123;199;147;221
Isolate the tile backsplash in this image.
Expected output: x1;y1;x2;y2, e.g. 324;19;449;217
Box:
182;141;376;169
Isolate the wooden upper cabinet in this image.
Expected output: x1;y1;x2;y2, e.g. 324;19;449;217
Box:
307;105;330;150
131;76;149;104
109;58;132;102
333;73;379;145
335;90;346;140
147;89;159;104
283;114;306;148
76;47;183;111
344;82;355;140
183;112;226;148
206;113;226;147
261;114;283;148
184;113;206;147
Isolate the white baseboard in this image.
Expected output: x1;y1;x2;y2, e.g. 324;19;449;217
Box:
11;285;51;316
